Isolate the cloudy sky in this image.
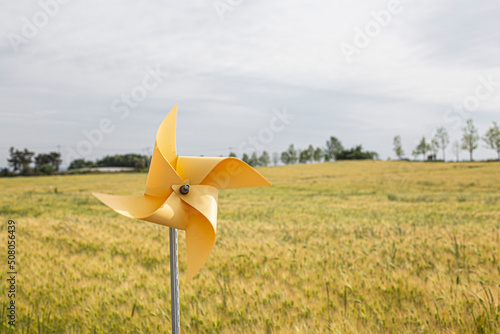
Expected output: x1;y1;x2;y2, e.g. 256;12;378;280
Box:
1;0;499;168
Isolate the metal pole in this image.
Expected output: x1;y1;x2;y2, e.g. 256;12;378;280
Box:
169;227;181;334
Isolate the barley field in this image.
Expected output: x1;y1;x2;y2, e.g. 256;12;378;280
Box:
0;161;499;333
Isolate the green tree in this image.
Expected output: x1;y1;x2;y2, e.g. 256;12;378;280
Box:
299;147;312;163
307;145;315;163
259;151;270;167
313;147;323;162
393;136;404;160
8;147;34;175
35;152;62;173
249;152;259;167
38;164;56;175
96;154;147;168
461;119;479;161
483;121;500;160
228;152;237;158
414;137;431;161
325;137;343;161
280;151;290;165
430;138;439;160
433;127;449;161
336;145;377;160
242;153;250;165
286;144;298;164
68;159;95;170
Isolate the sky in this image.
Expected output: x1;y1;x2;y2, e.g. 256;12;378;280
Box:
1;0;499;168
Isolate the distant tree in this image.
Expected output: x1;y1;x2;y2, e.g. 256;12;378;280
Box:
96;154;147;168
272;152;279;166
68;159;96;170
242;153;250;165
0;168;11;177
50;152;62;171
35;152;62;174
452;140;461;162
249;152;259;167
414;137;431;161
35;153;53;175
430;138;439;160
307;145;315;163
281;151;290;165
483;121;500;160
313;147;323;162
228;152;237;158
7;147;21;172
325;137;343;161
335;145;377;160
461;119;479;161
393;136;404;160
259;151;270;167
8;147;35;175
38;164;55;175
286;144;298;164
299;147;312;163
433;127;449;161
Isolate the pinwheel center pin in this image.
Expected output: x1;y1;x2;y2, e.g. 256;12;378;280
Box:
180;184;190;195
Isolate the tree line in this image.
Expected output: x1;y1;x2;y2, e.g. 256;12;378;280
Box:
232;136;378;167
68;154;150;170
393;120;500;162
1;147;62;176
1;149;150;177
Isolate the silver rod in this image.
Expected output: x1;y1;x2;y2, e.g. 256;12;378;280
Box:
169;227;181;334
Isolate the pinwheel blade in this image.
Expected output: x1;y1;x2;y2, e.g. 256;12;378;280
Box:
156;104;178;168
92;192;166;219
177;157;271;189
185;209;216;281
172;184;218;281
143;191;189;230
145;144;182;197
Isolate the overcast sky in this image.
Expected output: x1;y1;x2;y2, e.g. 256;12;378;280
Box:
1;0;499;168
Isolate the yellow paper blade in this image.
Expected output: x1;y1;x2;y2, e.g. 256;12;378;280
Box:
185;208;216;281
92;192;166;219
176;156;224;184
156;104;179;168
176;156;272;189
144;144;182;197
143;191;189;230
177;156;271;189
172;184;218;280
172;184;218;228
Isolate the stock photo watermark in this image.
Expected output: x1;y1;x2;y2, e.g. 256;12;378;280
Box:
213;0;244;20
65;64;169;161
6;220;17;326
237;107;295;154
339;0;407;63
6;0;71;54
442;74;499;129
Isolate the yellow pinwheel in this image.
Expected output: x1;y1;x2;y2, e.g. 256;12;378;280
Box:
93;105;271;281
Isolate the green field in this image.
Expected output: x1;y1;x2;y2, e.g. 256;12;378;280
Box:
0;161;499;333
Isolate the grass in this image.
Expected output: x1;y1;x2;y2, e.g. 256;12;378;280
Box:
0;160;499;333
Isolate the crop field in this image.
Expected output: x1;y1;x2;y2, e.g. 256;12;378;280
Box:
0;161;499;333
